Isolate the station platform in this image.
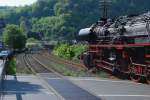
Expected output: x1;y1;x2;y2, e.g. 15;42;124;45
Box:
3;75;150;100
68;77;150;100
3;75;62;100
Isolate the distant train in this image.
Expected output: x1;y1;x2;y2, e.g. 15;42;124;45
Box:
79;12;150;84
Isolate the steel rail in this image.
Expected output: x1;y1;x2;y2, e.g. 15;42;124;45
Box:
23;54;65;100
42;52;86;70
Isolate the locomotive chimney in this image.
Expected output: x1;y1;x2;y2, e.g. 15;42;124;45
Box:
100;0;112;20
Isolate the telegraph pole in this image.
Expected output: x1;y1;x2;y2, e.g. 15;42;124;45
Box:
100;0;112;19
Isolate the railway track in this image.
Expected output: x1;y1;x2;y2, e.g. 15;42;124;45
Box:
16;54;32;74
23;54;50;73
22;54;65;99
22;54;101;100
24;54;67;77
33;53;98;77
42;51;86;69
35;51;119;79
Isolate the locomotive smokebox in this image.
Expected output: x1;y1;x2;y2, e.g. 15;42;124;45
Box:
78;28;97;41
78;28;91;41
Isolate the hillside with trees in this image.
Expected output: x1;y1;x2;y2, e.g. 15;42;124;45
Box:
1;0;150;40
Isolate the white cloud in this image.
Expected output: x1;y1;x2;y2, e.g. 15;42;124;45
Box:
0;0;37;6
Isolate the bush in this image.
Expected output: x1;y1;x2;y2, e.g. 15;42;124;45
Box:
53;44;87;60
6;57;16;75
71;44;87;60
53;44;73;59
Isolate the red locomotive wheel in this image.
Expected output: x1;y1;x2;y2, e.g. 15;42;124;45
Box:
146;75;150;85
130;73;141;83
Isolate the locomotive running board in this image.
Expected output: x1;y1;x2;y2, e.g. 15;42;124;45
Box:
89;43;150;48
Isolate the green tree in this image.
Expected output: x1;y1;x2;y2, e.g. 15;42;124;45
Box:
3;24;26;50
32;16;65;39
20;21;28;34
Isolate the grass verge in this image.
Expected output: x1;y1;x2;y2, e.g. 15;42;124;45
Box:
6;57;16;75
48;61;87;77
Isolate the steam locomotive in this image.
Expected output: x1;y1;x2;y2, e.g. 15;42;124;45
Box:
79;12;150;84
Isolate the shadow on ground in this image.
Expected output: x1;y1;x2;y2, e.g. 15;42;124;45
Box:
3;75;44;100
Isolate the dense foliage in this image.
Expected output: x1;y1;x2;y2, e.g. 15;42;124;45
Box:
1;0;150;40
3;24;26;50
53;44;87;60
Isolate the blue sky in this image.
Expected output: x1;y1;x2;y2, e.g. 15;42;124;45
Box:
0;0;37;6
